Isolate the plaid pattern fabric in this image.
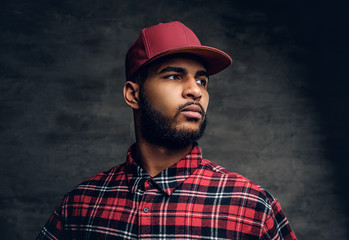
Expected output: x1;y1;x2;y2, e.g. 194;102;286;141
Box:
37;143;296;239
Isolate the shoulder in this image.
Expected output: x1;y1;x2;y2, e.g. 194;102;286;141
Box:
62;162;128;200
199;158;276;205
198;160;296;238
79;162;126;186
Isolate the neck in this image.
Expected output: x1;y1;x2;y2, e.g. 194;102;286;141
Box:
135;138;193;177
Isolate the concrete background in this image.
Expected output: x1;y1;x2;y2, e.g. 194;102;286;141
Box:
1;0;348;239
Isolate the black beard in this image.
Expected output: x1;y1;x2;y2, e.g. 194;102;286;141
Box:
139;90;207;150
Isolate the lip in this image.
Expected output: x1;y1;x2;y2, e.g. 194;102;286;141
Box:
180;105;204;119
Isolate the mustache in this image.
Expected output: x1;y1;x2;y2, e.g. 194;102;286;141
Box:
177;102;205;115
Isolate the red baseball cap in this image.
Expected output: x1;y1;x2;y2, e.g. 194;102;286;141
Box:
125;21;232;81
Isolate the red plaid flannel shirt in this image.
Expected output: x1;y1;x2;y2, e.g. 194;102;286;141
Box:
37;143;296;239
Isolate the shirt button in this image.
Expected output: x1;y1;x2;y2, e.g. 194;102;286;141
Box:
143;207;149;213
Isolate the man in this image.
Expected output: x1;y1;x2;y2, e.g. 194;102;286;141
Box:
38;21;296;239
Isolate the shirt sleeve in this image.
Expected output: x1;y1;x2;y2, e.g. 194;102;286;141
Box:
260;199;297;240
37;200;65;240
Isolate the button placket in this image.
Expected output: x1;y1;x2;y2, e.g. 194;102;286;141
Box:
138;179;156;237
142;179;152;213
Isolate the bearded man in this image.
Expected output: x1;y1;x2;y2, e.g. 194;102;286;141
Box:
37;21;296;240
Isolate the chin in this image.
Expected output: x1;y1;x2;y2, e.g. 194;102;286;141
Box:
175;125;201;134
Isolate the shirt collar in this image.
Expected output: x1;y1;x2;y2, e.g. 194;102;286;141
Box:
125;142;202;196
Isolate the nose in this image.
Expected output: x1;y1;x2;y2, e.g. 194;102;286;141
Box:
182;77;202;100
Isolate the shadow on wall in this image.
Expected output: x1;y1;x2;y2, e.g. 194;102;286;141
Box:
236;1;349;235
269;0;349;230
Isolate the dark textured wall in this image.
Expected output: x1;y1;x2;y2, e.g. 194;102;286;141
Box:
1;1;348;239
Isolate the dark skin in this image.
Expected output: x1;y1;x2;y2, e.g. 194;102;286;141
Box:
123;56;209;177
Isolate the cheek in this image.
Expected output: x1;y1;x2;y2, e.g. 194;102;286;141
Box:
202;93;209;111
144;85;179;112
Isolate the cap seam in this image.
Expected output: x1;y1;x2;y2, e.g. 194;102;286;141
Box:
142;29;151;58
180;24;190;45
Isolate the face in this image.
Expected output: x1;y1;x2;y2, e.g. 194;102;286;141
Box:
138;56;209;149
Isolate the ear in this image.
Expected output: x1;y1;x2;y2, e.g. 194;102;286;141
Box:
123;81;140;110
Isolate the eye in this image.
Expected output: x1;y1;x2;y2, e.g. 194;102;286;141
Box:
196;79;208;87
164;74;181;80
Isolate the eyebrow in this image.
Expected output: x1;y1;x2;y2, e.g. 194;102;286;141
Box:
158;66;209;79
159;66;187;74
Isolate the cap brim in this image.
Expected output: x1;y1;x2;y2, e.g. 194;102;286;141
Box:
143;46;232;76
